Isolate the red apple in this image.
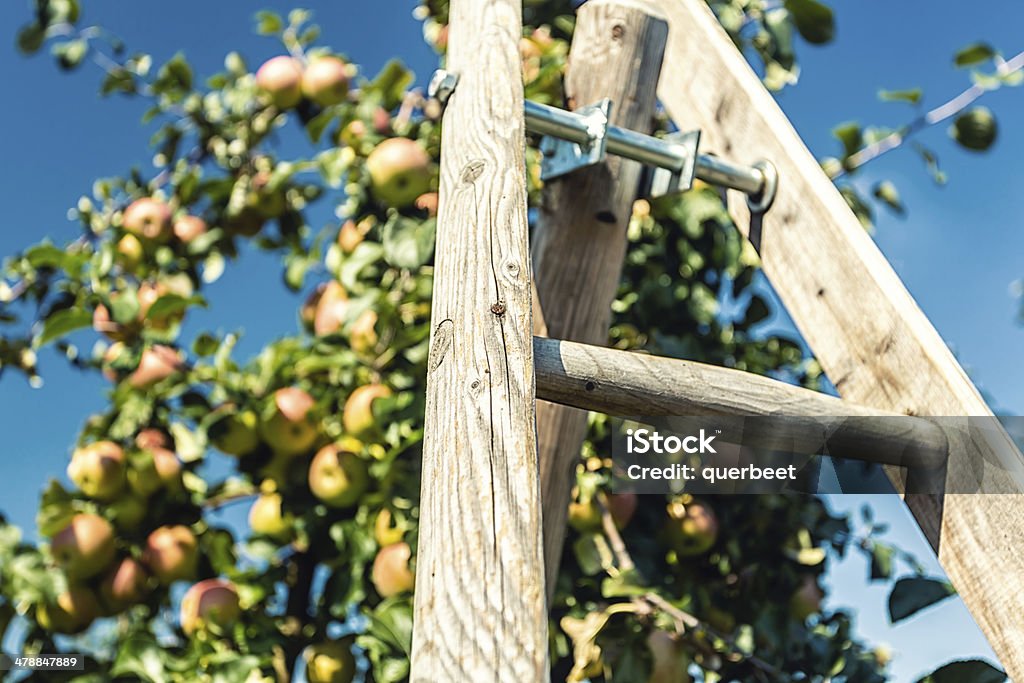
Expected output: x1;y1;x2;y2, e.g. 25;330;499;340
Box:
371;542;415;598
51;513;116;580
135;428;171;451
308;445;369;509
99;556;150;612
365;138;432;208
143;525;199;584
129;345;182;389
67;440;125;500
260;387;319;456
180;578;241;635
342;384;392;438
255;55;303;109
302;56;348;106
123;197;173;242
313;281;349;337
173;215;207;243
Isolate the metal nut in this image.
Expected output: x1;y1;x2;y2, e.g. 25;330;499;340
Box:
428;69;459;105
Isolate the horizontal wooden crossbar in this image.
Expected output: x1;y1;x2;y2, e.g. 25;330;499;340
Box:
534;336;948;469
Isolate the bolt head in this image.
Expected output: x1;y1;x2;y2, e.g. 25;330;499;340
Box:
428;69;459;105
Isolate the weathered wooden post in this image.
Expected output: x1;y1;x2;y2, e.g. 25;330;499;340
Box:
649;0;1024;675
532;0;669;596
409;0;549;680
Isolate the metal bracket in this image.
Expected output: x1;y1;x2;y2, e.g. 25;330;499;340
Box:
539;99;611;181
643;129;702;197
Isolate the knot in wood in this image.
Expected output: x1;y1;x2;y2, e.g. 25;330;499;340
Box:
490;301;507;316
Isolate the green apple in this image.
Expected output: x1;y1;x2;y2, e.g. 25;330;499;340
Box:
665;499;718;557
122;197;172;242
109;493;148;531
567;499;601;532
248;492;294;540
304;639;356;683
37;586;102;634
143;525;199;584
99;556;150;613
365;138;432;208
260;387;319;457
210;406;261;457
308;445;369;509
255;55;303;109
116;233;145;270
67;440;125;500
173;214;207;243
301;56;349;106
789;575;824;621
51;513;116;580
342;384;392;438
180;578;241;636
371;542;415;598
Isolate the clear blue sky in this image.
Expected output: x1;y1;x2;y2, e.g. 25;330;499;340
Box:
0;1;1021;680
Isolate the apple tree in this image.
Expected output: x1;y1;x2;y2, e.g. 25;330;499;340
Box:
0;1;1011;681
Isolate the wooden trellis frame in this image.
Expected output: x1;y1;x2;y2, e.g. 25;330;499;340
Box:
413;0;1024;680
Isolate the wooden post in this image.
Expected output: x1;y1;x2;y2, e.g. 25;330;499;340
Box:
532;0;668;598
649;0;1024;675
410;0;548;680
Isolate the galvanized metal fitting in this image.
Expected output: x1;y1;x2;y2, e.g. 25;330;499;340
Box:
428;69;459;106
746;160;779;214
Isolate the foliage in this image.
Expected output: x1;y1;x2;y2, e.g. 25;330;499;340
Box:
0;1;1009;682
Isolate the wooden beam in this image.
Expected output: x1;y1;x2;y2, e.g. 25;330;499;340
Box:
532;0;668;599
650;0;1024;675
534;337;948;469
409;0;548;679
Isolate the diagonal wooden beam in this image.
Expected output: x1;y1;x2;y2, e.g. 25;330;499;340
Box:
649;0;1024;676
410;0;548;679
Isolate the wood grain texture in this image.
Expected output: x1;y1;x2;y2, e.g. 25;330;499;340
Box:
532;0;668;599
534;337;949;468
650;0;1024;675
409;0;548;680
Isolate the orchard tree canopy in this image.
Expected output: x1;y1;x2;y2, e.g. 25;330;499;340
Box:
0;0;1017;681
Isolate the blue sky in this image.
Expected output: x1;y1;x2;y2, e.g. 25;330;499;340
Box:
0;1;1021;680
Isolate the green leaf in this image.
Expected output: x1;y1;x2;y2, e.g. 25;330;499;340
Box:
888;576;955;623
832;122;863;159
872;180;905;215
144;294;205;323
24;243;68;269
369;59;415;110
52;38;88;70
16;24;46;55
916;659;1005;683
255;10;284;35
869;542;894;579
954;42;995;68
382;216;436;269
951;106;998;151
878;88;922;105
784;0;835;44
37;308;92;346
111;633;172;683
